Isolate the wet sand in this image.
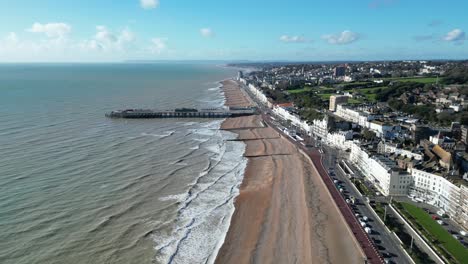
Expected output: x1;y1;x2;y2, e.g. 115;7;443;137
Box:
216;80;364;264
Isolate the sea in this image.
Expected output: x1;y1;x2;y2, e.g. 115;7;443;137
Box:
0;63;247;264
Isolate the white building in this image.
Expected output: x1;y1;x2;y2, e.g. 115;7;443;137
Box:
409;168;468;229
272;103;312;135
335;104;397;138
336;104;360;123
459;185;468;230
248;83;268;105
311;117;329;140
369;120;396;138
377;141;423;161
350;142;411;196
449;104;462;112
326;130;353;150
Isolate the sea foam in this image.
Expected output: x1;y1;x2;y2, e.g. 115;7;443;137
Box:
153;124;247;264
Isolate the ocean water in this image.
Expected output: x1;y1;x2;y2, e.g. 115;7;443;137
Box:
0;63;247;264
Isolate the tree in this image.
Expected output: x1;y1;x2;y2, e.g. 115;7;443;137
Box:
361;128;377;141
442;66;468;85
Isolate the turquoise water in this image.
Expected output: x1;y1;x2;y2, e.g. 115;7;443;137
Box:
0;64;246;264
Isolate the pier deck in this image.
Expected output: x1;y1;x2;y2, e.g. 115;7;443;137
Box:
105;107;256;119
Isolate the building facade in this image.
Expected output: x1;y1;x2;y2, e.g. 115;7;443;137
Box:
349;142;411;196
409;168;468;230
311;117;330;140
334;66;346;77
329;95;349;112
326;130;353;150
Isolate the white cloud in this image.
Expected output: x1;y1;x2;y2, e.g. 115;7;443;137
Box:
279;35;307;43
95;26;117;43
150;38;167;54
80;26;135;51
1;26;139;62
5;32;19;44
200;28;214;38
322;30;360;45
443;29;465;43
119;28;136;43
140;0;159;9
27;22;71;38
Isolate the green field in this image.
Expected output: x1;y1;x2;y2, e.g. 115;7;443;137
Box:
287;87;312;94
318;93;333;99
348;98;364;104
356;86;386;93
348;81;373;85
400;202;468;263
379;77;438;84
353;86;385;102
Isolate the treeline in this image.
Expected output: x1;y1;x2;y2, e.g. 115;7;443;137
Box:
290;91;325;122
442;66;468;85
289;91;325;109
388;99;435;121
375;82;425;102
341;81;388;91
389;99;468;125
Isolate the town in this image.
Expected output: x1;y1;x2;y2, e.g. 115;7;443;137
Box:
233;60;468;264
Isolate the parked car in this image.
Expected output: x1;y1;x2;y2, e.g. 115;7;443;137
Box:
437;220;444;225
364;227;372;234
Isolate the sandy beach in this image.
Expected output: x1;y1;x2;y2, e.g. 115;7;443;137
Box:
215;79;365;264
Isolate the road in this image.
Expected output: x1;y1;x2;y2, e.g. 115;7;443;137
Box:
322;145;412;264
238;80;468;264
240;83;385;263
394;197;468;247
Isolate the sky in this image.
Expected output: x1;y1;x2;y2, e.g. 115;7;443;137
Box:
0;0;467;62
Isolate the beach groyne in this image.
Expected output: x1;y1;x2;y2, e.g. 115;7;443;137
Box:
215;79;366;264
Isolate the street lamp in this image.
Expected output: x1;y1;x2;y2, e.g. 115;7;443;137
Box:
384;205;387;223
410;236;414;253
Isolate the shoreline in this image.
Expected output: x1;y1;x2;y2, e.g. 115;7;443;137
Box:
215;79;365;263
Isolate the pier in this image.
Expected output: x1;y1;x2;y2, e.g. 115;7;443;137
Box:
105;107;256;119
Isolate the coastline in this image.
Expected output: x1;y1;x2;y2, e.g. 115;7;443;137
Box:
215;79;365;263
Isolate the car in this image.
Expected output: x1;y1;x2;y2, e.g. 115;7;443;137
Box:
452;234;460;240
362;216;369;222
346;199;350;204
437;220;444;225
460;230;467;236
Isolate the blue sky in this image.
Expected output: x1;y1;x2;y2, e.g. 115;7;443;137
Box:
0;0;466;62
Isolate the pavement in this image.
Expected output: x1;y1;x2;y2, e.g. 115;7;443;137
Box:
238;81;468;264
241;81;411;264
321;145;412;264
